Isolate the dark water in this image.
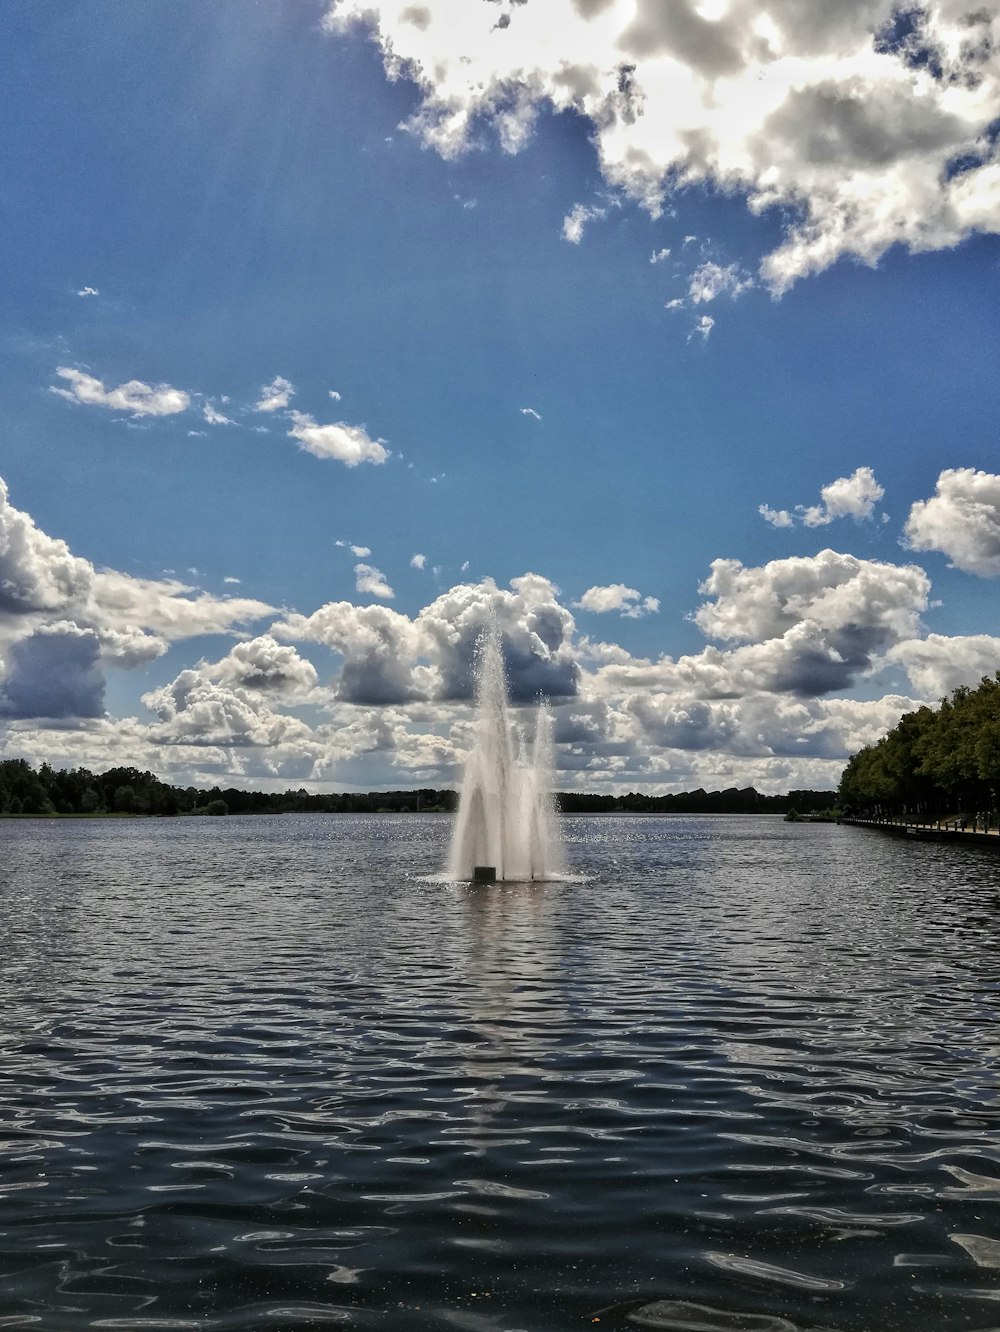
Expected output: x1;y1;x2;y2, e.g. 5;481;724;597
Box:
1;815;999;1331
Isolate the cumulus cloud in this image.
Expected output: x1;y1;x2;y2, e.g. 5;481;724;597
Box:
324;0;1000;289
354;563;395;599
903;468;1000;575
272;601;423;706
274;573;580;707
576;583;659;618
688;261;753;303
143;669;315;749
51;367;190;417
8;464;994;792
287;411;390;466
410;553;427;569
77;286;99;298
520;406;542;420
206;635;320;698
802;466;885;526
690;314;714;342
203;402;234;426
650;247;671;263
761;466;885;528
0;472;274;700
0;623;104;720
350;544;371;558
417;574;580;703
683;549;930;695
96;625;167;668
562;202;605;244
695;549;928;645
0;478;93;617
255;376;295;412
759;503;794;529
887;633;1000;697
626;688;923;762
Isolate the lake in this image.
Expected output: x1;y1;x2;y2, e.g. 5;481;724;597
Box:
1;814;999;1331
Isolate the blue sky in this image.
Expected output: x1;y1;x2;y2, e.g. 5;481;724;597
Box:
2;0;999;792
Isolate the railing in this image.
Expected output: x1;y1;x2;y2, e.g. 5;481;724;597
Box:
841;814;999;838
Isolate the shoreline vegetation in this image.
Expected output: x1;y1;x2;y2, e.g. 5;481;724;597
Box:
0;759;837;819
838;673;1000;830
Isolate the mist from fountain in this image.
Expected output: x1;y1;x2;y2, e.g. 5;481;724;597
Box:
448;627;565;881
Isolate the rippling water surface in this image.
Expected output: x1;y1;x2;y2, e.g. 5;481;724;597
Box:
2;814;1000;1331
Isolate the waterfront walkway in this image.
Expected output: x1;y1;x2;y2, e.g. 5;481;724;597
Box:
840;816;1000;847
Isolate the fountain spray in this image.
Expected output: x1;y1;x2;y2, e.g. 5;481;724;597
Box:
448;625;565;881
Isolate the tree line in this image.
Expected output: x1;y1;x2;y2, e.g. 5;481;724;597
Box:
838;673;1000;821
0;761;457;817
0;758;836;817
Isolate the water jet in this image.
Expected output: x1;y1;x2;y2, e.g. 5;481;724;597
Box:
448;625;565;882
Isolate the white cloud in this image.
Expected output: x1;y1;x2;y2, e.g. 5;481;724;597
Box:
887;633;1000;697
203;403;234;426
520;406;542;420
576;584;660;618
759;503;793;529
650;248;671;263
89;570;274;640
355;563;395;599
806;465;885;525
324;0;1000;290
9;494;994;793
562;202;605;244
273;572;580;707
903;468;1000;575
287;411;390;466
272;601;423;705
690;315;714;342
51;367;190;417
665;297;684;310
223;576;241;585
0;477;276;725
410;553;427;569
7;469;995;792
97;625;167;668
76;286;99;298
350;544;371;557
688;261;753;303
762;466;885;528
254;376;295;412
143;669;316;749
206;634;320;698
329;389;342;401
695;549;928;646
417;573;580;703
673;549;932;696
625;688;923;763
0;478;93;618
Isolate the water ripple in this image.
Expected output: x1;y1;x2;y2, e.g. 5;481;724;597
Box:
1;814;999;1330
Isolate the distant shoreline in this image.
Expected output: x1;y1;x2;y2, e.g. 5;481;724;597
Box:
1;808;806;821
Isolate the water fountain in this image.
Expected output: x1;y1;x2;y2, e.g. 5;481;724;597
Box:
448;626;565;881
